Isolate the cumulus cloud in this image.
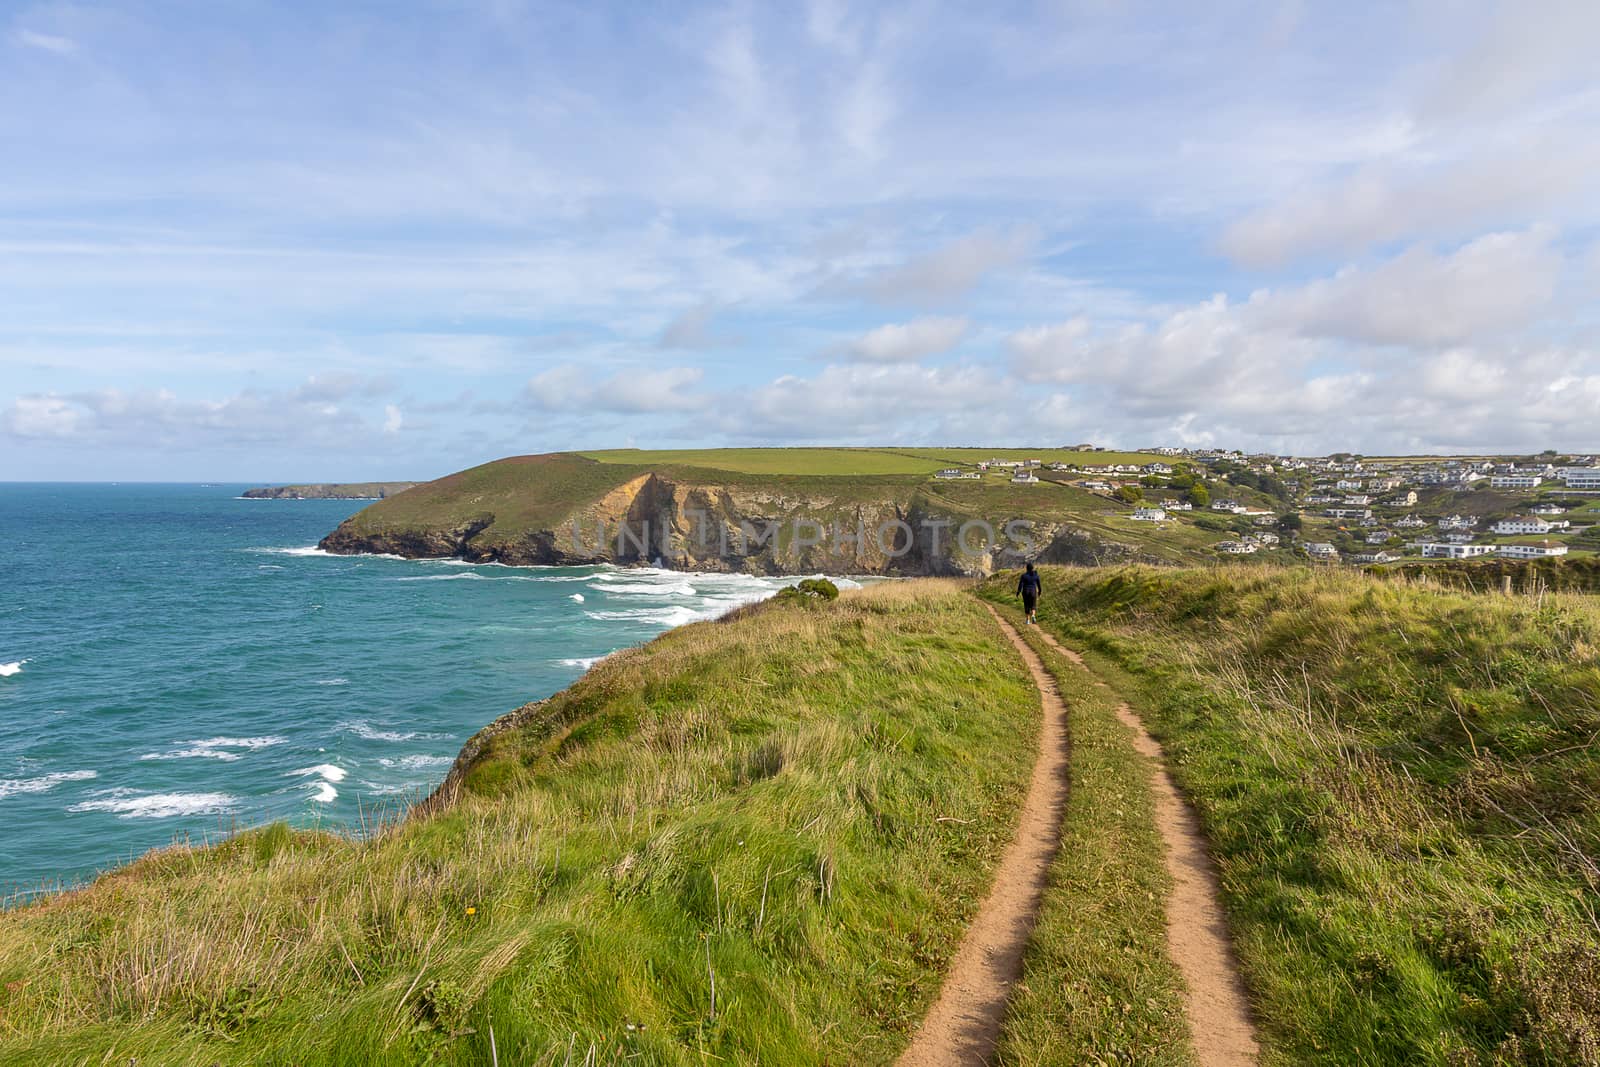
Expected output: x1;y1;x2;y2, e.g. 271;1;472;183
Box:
1;383;384;451
524;365;706;414
842;316;969;362
1252;228;1562;346
1219;147;1600;266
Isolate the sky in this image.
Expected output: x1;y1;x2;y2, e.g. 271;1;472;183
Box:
3;0;1599;481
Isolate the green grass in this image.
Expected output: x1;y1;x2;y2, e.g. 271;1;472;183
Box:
338;452;651;540
981;565;1600;1065
580;447;949;476
0;583;1041;1064
987;603;1193;1066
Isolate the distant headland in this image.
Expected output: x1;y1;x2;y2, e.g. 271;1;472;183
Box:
242;482;419;500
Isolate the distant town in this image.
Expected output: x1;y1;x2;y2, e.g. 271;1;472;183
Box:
931;447;1600;566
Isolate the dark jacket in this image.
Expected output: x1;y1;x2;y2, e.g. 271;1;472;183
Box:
1016;570;1042;597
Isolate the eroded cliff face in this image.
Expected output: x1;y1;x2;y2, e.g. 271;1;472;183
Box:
317;471;1155;575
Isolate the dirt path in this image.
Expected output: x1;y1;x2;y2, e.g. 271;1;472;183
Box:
1029;626;1260;1067
895;606;1071;1066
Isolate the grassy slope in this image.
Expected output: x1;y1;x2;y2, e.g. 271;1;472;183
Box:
0;583;1042;1065
981;565;1600;1065
338;453;652;540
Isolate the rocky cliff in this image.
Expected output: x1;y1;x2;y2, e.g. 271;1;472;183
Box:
317;461;1162;576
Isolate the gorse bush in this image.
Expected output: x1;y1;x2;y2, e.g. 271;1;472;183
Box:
773;577;840;603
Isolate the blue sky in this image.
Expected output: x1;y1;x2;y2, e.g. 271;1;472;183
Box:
3;0;1598;480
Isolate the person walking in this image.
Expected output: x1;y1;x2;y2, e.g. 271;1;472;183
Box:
1016;562;1042;625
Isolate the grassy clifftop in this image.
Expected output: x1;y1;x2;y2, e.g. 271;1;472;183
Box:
982;564;1600;1063
0;583;1042;1064
318;449;1225;572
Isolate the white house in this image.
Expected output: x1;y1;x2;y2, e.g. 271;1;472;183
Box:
1366;530;1393;544
1491;517;1553;535
935;468;979;480
1444;532;1477;544
1305;542;1340;560
1564;472;1600;489
1490;474;1543;489
1132;507;1167;522
1385;491;1420;507
1215;540;1257;554
1353;551;1398;564
1343;494;1374;505
1437;514;1478;530
1420;543;1497;558
1326;507;1372;520
1159;499;1193;511
1530;504;1566;516
1336;479;1363;490
1497;541;1569;559
1010;471;1039;485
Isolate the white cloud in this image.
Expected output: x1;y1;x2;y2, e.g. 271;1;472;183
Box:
843;316;968;362
383;404;403;434
844;229;1035;306
658;302;722;349
15;29;75;54
1252;229;1563;346
2;395;83;438
0;383;388;451
524;365;706;414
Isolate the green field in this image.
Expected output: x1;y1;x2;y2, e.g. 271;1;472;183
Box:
581;447;1166;476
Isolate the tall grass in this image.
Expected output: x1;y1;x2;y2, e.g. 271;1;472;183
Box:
0;581;1039;1065
982;565;1600;1065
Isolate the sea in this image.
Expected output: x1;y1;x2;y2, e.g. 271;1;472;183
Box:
0;483;835;897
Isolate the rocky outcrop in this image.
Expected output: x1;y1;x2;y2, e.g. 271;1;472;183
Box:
317;470;1166;577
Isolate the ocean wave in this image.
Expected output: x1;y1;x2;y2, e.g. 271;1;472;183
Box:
0;769;97;799
570;593;585;602
248;546;407;561
558;654;612;670
313;677;349;686
589;578;697;597
584;606;700;626
339;720;451;743
289;763;348;783
139;736;287;762
377;754;453;770
68;790;239;819
0;660;25;678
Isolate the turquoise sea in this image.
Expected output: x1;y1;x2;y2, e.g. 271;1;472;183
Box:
0;484;820;896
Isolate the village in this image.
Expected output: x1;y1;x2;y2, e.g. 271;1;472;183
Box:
929;447;1600;566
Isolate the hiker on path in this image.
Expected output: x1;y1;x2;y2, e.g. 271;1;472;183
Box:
1016;563;1042;625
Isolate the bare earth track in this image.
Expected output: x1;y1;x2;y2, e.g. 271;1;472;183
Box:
1030;625;1260;1067
898;607;1259;1065
896;606;1072;1066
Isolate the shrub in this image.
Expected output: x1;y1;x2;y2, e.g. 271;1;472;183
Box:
775;577;840;603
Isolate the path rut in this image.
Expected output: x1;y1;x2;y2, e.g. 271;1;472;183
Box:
1030;626;1259;1067
895;606;1071;1066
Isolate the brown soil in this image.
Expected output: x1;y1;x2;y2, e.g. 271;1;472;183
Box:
1031;626;1260;1066
896;606;1071;1066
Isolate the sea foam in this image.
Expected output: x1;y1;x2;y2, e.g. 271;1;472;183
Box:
0;769;97;799
0;660;26;678
68;790;239;819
